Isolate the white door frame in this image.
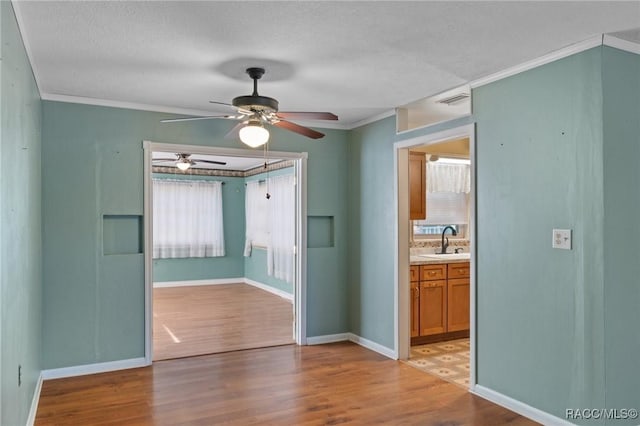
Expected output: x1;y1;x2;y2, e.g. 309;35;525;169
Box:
393;123;476;390
142;141;308;364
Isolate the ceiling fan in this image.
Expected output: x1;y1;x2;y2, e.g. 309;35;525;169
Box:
161;67;338;147
152;153;227;171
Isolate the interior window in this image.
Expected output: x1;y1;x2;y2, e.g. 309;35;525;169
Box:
414;158;470;239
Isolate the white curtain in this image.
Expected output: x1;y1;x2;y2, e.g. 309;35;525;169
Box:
153;179;225;259
267;175;295;283
244;180;268;256
426;162;470;193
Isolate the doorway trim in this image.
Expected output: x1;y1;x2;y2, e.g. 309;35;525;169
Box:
142;141;308;365
393;123;476;390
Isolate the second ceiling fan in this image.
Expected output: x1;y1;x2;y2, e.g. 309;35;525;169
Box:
161;67;338;147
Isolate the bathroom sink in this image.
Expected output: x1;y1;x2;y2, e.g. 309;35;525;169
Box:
418;253;470;261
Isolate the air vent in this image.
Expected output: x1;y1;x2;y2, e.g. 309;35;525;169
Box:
437;93;470;106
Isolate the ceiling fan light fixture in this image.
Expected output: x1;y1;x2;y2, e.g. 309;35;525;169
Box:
176;159;191;171
239;121;269;148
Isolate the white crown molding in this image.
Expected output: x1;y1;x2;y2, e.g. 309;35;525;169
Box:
41;357;147;380
349;109;396;130
26;373;43;426
41;92;355;130
472;385;575;426
603;34;640;55
470;35;603;89
41;93;233;118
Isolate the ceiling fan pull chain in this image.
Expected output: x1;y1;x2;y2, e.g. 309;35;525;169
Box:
264;142;271;199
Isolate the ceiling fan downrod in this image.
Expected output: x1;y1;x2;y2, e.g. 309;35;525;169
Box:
247;67;265;96
232;67;279;113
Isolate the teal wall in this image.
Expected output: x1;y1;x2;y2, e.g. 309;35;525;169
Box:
347;117;397;349
0;2;42;425
347;115;473;349
41;101;349;368
474;47;606;423
602;46;640;423
348;47;640;424
244;248;292;295
243;167;295;295
152;173;245;282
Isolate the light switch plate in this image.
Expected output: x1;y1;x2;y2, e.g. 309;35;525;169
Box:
552;229;572;250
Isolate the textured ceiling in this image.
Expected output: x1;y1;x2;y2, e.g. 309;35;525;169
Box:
12;1;640;127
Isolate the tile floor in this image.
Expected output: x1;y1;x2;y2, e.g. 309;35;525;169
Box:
406;338;470;388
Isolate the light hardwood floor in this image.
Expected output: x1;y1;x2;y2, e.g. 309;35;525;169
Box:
153;283;294;360
35;342;538;425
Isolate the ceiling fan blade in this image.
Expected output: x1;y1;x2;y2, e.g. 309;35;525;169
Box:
209;101;253;116
161;115;234;123
225;122;246;140
276;111;338;121
273;120;325;139
152;158;179;162
196;160;227;166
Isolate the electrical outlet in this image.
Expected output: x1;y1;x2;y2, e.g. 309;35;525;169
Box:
18;365;22;387
552;229;572;250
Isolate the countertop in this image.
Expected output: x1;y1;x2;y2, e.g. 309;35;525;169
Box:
410;253;470;265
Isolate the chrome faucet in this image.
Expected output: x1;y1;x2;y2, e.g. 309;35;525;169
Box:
439;226;457;254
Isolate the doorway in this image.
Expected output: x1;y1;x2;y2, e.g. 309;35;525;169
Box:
142;142;308;364
394;123;476;390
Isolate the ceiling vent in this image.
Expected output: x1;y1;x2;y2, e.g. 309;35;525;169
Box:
437;93;470;106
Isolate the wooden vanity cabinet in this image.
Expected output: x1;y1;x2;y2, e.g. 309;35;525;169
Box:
409;151;426;220
419;264;447;336
411;261;470;343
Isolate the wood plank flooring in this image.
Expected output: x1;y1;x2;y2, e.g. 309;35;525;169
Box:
35;342;538;425
153;283;294;361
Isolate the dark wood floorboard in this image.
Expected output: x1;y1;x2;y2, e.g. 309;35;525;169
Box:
36;342;539;425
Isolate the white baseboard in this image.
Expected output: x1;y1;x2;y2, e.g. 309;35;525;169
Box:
41;357;148;380
153;278;244;288
472;385;574;426
26;373;43;426
305;333;397;360
244;278;293;302
153;278;294;305
347;333;397;360
306;333;349;345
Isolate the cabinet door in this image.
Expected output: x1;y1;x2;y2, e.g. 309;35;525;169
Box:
419;280;447;335
447;278;470;332
411;282;420;337
409;152;426;220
